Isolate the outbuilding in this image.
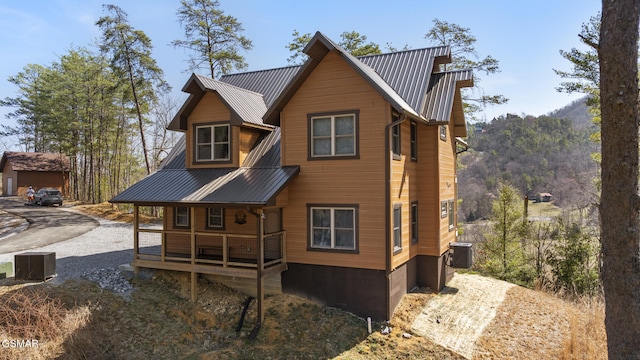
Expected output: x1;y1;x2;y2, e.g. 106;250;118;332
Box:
0;152;70;197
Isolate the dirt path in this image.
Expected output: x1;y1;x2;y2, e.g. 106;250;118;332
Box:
411;274;515;359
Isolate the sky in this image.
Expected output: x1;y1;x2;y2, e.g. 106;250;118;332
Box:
0;0;602;151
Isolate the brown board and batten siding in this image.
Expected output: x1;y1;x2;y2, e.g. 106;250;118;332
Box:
281;50;389;271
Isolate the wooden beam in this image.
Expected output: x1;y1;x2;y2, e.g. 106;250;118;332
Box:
133;205;139;276
256;209;265;324
190;206;197;302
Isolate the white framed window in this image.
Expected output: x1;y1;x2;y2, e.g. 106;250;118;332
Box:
309;113;357;157
448;200;455;231
393;204;402;252
175;207;189;228
196;124;230;161
207;207;224;229
309;206;357;250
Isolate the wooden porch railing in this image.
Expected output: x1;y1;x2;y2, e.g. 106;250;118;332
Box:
133;228;286;274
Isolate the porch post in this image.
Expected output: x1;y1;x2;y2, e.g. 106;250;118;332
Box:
133;204;139;276
190;206;197;302
256;208;265;324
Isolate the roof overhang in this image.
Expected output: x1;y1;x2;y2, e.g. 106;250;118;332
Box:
110;166;300;207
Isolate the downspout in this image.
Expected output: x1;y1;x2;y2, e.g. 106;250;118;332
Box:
248;207;265;340
384;112;408;319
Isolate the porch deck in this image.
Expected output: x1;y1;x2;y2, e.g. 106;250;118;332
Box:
134;228;287;278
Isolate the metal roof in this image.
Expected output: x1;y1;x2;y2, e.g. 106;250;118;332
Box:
220;66;301;108
422;70;474;122
168;74;271;131
111;126;298;205
110;165;299;206
0;152;71;172
262;32;426;126
359;46;450;113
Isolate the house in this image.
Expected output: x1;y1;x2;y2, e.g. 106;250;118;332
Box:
0;152;71;197
111;32;473;322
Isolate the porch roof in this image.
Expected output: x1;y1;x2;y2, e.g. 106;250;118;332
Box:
110;166;299;206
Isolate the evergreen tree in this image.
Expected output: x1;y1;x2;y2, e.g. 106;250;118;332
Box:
425;19;508;118
96;4;170;175
172;0;253;78
477;182;534;286
286;30;381;65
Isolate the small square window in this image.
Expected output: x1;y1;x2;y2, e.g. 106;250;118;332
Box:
309;113;357;158
309;205;358;251
195;124;230;162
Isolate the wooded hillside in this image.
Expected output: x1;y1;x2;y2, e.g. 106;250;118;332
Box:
458;98;599;221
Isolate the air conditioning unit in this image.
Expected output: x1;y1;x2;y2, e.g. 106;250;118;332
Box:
449;242;473;269
0;261;12;279
15;252;56;281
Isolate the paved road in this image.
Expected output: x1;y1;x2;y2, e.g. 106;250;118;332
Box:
0;197;99;254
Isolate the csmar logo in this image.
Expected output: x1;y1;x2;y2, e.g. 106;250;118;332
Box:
1;339;39;348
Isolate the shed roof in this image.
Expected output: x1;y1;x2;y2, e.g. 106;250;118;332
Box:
0;152;71;172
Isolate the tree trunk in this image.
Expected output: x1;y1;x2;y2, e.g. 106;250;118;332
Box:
599;0;640;357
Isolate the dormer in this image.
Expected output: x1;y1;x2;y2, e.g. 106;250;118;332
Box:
168;74;273;169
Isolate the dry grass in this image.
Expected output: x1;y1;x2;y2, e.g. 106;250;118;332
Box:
475;286;607;359
72;202;159;224
0;284;92;360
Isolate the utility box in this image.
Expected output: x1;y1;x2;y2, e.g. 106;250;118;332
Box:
450;242;473;269
0;261;12;279
15;252;56;281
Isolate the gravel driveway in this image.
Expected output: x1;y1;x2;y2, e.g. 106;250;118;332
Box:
0;213;144;285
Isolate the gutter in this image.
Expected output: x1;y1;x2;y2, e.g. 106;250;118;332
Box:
384;111;408;319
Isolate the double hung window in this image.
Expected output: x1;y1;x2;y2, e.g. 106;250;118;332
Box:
393;205;402;252
196;124;230;162
309;206;357;250
207;208;224;229
310;113;357;157
175;207;190;228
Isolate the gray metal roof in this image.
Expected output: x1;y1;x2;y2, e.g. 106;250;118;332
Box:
220;66;301;108
422;70;473;122
111;126;297;205
168;73;271;131
262;32;424;126
359;46;450;114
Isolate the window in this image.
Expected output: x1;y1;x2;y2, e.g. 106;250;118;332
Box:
175;207;189;228
440;125;447;141
207;208;224;229
392;113;401;159
411;202;418;244
441;201;448;218
195;124;230;162
410;121;417;161
448;200;455;231
309;206;357;251
393;204;402;252
309;113;357;158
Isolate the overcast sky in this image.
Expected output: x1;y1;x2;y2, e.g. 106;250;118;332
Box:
0;0;601;150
